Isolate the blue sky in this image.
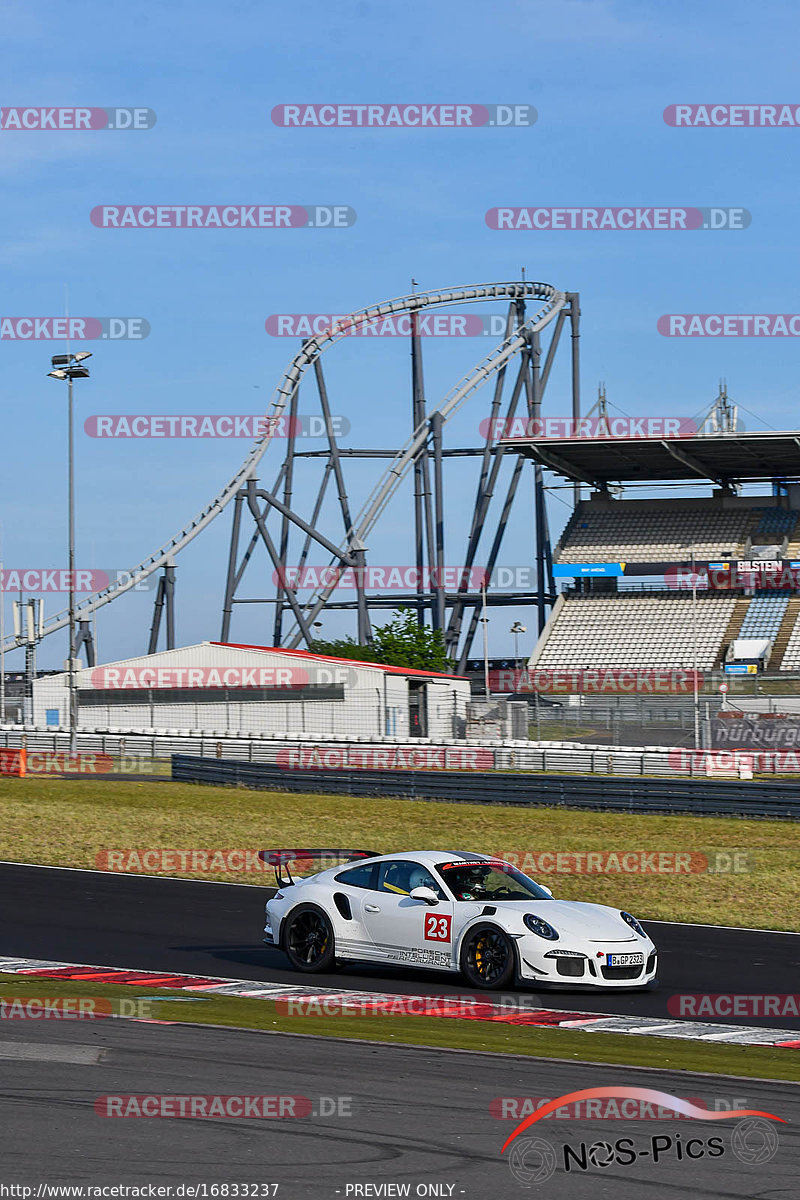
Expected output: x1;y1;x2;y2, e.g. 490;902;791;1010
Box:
1;0;799;668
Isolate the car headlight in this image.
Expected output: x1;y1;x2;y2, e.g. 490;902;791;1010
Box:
620;911;646;937
523;913;559;940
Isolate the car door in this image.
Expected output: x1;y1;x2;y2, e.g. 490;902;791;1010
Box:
359;859;455;970
329;861;386;962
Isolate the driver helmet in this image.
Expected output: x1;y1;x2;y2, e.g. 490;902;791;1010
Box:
463;866;487;893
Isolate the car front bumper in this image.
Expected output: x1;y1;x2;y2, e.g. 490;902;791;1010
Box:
517;942;658;988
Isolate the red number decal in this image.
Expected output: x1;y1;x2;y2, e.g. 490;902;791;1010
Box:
424;913;452;941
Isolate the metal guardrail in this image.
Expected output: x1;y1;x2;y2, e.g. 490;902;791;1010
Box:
172;755;800;818
2;728;798;780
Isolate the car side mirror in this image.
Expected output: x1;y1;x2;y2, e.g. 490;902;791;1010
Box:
410;886;439;905
540;885;554;898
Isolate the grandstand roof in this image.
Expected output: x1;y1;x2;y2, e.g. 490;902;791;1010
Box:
503;431;800;486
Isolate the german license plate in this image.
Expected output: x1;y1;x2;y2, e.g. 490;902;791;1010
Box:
607;952;644;967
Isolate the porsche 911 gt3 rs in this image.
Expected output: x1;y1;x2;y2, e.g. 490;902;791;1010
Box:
261;849;657;990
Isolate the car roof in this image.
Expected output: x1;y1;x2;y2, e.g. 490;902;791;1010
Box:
333;851;493;868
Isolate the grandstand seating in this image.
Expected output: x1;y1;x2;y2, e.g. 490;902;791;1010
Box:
751;507;798;539
536;495;800;678
532;591;738;670
777;616;800;670
556;499;795;564
737;594;789;642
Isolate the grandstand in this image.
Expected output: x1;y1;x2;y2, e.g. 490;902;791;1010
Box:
534;498;800;673
555;496;800;564
531;591;738;671
507;429;800;680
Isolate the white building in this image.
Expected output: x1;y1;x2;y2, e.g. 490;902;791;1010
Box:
32;641;471;741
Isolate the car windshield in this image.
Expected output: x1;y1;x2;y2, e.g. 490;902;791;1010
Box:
435;860;552;901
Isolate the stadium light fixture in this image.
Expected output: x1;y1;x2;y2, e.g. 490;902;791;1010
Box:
47;350;93;754
481;580;490;696
510;621;527;674
688;545;700;749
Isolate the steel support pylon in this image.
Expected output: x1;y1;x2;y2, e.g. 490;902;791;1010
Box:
218;284;579;665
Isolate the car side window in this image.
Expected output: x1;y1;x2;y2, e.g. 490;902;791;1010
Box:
334;863;378;890
378;860;446;900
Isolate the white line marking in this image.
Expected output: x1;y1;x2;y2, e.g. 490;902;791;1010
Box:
644;918;800;936
0;1042;105;1063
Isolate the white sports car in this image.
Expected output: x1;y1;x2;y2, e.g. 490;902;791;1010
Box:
261;849;658;990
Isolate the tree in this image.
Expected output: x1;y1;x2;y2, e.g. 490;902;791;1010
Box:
306;635;378;663
309;609;454;672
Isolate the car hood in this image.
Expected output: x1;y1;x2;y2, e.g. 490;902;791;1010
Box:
492;900;643;942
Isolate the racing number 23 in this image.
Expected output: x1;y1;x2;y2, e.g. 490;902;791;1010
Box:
424;913;452;942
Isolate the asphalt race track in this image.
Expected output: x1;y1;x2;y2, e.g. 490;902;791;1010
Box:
0;1019;798;1197
2;864;800;1029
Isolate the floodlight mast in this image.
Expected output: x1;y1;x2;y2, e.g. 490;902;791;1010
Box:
46;351;92;753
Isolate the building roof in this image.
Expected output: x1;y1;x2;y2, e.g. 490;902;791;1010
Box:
502;431;800;486
212;642;467;680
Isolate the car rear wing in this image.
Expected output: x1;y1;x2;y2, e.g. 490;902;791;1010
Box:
259;847;378;886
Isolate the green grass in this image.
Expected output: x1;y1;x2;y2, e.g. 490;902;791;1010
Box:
1;973;798;1082
1;775;799;929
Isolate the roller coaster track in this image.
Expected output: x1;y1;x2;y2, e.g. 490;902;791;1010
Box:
4;280;565;652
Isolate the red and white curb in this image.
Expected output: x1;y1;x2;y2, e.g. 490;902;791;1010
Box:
0;956;798;1047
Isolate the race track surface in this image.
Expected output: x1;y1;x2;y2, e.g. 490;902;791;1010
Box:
2;864;799;1029
0;1019;797;1197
